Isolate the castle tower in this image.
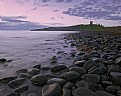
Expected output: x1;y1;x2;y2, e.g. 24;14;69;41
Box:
90;21;93;25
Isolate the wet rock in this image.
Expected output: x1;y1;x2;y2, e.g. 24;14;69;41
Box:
76;80;87;87
56;69;69;76
74;60;86;67
95;90;115;96
61;71;80;82
13;85;28;93
102;81;113;88
73;87;98;96
83;60;96;70
0;76;17;83
48;78;66;86
82;74;101;83
45;74;57;80
72;56;81;63
28;68;40;77
19;73;29;78
42;83;61;96
0;58;7;63
106;85;121;94
63;89;72;96
108;66;120;73
51;64;67;73
28;93;38;96
41;66;50;71
63;82;74;89
31;74;47;86
50;56;58;63
33;64;41;70
115;57;121;64
5;92;19;96
8;78;26;88
110;72;121;86
16;69;27;75
69;67;86;75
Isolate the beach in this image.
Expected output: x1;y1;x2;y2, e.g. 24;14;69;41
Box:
0;30;121;96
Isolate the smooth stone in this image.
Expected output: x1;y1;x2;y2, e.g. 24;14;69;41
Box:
45;74;57;79
28;93;38;96
95;90;115;96
0;58;7;63
72;56;81;63
108;66;120;73
28;68;40;77
61;71;80;82
42;83;61;96
16;69;27;74
106;85;121;93
110;72;121;86
101;75;109;81
19;73;29;78
83;60;96;70
51;64;67;73
74;60;86;67
41;66;50;71
102;81;113;88
63;89;72;96
73;87;98;96
13;85;28;93
76;80;87;87
31;74;47;86
63;82;74;89
82;74;101;83
115;57;121;64
50;56;57;63
48;78;66;86
0;76;17;83
8;78;26;88
5;92;19;96
69;67;86;75
56;69;69;76
33;64;41;70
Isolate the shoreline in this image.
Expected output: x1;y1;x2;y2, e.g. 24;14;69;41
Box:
0;31;121;96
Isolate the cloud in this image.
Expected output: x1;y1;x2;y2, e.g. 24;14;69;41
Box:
0;16;47;30
63;0;121;21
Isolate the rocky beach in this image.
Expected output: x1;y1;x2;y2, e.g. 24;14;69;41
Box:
0;30;121;96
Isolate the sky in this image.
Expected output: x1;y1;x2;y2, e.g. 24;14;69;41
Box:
0;0;121;30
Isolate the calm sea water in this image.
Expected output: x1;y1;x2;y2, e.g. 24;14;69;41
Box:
0;31;77;77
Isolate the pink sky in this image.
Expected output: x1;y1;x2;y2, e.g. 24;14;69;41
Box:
0;0;121;29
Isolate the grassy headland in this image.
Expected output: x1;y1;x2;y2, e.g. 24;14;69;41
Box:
31;24;121;34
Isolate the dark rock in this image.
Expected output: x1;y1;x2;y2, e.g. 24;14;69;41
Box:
45;74;57;80
106;85;121;94
76;80;87;87
74;60;86;67
31;74;47;86
95;90;115;96
108;66;120;73
83;60;96;70
19;73;29;78
69;67;86;75
63;89;72;96
73;87;98;96
63;82;74;89
5;92;19;96
82;74;101;83
42;83;61;96
8;78;26;88
102;81;113;88
33;64;41;70
13;85;28;93
0;58;7;63
28;68;40;77
110;72;121;86
115;57;121;64
16;69;27;74
0;76;17;83
48;78;66;86
41;66;50;71
51;64;67;73
61;71;80;82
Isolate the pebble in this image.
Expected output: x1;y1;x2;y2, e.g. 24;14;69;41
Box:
82;74;101;83
95;90;115;96
31;74;47;86
0;76;17;83
83;60;96;70
61;71;80;82
8;78;26;88
13;85;28;93
28;68;40;77
42;83;61;96
51;64;67;73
